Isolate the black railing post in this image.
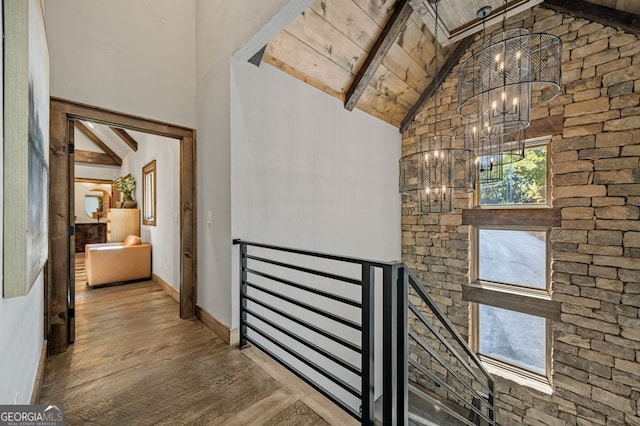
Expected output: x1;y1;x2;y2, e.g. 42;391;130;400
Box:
397;265;408;425
383;264;405;426
489;380;495;425
361;263;375;426
238;241;249;349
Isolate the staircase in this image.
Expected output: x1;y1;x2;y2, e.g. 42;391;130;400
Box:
234;240;495;425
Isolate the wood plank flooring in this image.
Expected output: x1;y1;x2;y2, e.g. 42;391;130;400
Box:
39;254;357;425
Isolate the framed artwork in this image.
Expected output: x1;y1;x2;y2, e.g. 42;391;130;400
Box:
3;0;50;297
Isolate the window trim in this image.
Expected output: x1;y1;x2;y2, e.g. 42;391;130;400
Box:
462;281;560;320
142;160;157;226
467;222;558;379
474;337;553;394
464;134;558;381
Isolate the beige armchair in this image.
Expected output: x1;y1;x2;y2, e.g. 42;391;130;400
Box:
85;239;151;286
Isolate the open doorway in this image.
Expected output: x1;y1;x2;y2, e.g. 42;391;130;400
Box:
48;98;197;355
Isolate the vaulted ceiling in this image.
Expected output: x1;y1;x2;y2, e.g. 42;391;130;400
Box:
258;0;640;131
74;121;139;167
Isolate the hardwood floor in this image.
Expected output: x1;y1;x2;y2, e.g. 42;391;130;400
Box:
39;254;357;425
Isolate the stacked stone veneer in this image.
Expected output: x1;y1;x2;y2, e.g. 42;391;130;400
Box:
402;5;640;425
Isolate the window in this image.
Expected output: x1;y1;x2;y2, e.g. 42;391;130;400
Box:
142;160;156;226
478;229;547;289
479;305;547;375
479;143;549;206
463;137;559;383
473;225;551;376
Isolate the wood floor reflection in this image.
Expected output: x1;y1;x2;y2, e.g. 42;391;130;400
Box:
39;254;356;425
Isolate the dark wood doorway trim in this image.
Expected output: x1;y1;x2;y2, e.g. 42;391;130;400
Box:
48;97;197;355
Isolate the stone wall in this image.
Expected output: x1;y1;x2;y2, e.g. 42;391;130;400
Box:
402;5;640;425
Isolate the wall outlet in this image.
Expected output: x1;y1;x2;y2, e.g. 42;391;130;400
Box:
207;210;212;225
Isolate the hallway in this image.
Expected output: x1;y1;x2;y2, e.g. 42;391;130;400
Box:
39;255;356;425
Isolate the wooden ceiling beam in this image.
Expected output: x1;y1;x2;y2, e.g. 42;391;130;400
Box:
75;121;122;165
109;126;139;151
75;150;121;166
400;34;474;133
543;0;640;35
344;0;413;111
75;177;114;185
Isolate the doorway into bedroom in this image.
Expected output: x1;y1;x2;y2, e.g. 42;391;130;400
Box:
47;98;197;355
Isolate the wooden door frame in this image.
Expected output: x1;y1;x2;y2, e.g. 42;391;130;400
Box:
48;97;197;355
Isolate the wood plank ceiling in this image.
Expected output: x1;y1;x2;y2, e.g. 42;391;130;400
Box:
261;0;640;130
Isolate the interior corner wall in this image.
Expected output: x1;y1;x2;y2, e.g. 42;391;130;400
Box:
231;60;403;259
230;61;402;311
44;0;196;128
120;134;181;291
194;0;294;329
0;5;44;404
230;61;401;399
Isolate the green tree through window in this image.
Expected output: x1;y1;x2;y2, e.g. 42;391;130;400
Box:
480;146;547;205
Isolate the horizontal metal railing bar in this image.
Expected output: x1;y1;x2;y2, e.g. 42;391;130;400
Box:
408;301;491;394
245;322;361;398
234;239;397;269
245;335;361;421
244;293;362;354
409;384;477;426
245;281;362;331
409;358;492;425
409;331;489;405
245;254;362;286
407;269;493;381
245;307;362;376
245;267;361;307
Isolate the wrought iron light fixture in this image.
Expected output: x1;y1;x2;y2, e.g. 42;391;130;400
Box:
400;0;475;214
457;1;561;184
458;2;562;138
457;112;527;184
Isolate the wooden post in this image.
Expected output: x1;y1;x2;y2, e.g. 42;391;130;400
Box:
48;101;70;355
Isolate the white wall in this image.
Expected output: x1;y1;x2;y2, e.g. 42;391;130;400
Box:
121;133;181;290
230;61;401;405
231;61;402;322
195;0;303;330
0;4;45;404
75;164;120;182
45;0;196;128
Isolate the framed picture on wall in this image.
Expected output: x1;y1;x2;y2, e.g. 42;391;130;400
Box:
3;0;50;297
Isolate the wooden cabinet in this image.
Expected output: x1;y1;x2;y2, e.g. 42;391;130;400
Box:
107;208;140;242
75;223;107;252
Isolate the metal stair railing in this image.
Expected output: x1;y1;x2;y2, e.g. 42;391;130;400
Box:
405;267;495;426
233;240;494;426
234;239;402;425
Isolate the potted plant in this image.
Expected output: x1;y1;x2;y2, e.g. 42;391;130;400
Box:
113;174;137;208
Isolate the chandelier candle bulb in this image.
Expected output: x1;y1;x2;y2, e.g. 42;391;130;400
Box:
398;0;476;214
